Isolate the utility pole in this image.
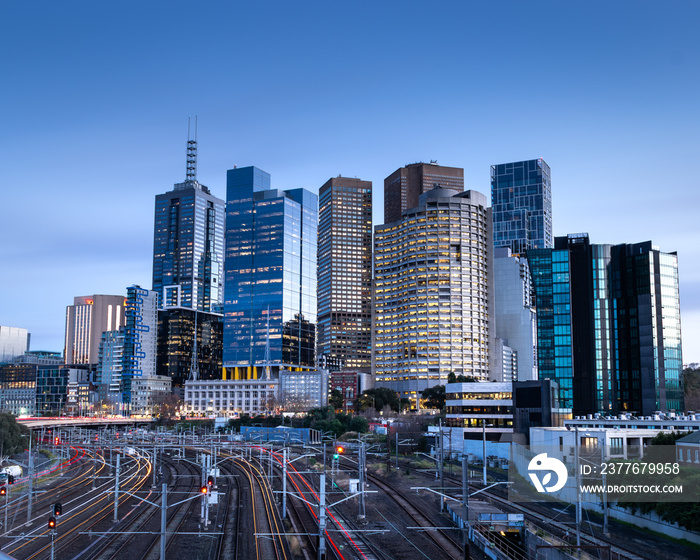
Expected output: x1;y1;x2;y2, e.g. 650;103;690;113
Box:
282;447;288;519
160;483;167;560
574;426;581;547
113;453;121;523
439;419;445;512
27;432;34;523
359;441;366;520
153;445;157;488
318;473;326;560
462;457;470;560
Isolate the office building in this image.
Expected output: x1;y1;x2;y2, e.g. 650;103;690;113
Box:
611;241;683;414
152;133;224;312
0;363;37;416
317;176;372;373
156;308;223;391
223;166;317;379
374;187;493;406
384;162;464;224
184;378;279;417
130;375;172;416
64;295;126;365
0;326;30;363
279;369;329;411
491;158;552;254
528;234;683;417
493;248;537;381
445;381;514;438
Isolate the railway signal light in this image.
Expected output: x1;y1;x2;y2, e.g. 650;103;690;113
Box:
48;516;56;530
207;476;214;487
6;474;14;485
200;486;208;495
334;445;345;459
0;487;6;496
54;437;60;445
54;502;62;516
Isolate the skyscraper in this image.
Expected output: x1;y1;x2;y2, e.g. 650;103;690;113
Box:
384;162;464;224
317;176;372;373
611;241;683;414
528;234;683;416
121;286;158;406
491;158;552;254
493;247;538;382
152;131;224;312
223;166;317;379
65;294;126;365
374;187;493;406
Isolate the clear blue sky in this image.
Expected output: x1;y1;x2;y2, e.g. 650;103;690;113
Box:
2;1;699;363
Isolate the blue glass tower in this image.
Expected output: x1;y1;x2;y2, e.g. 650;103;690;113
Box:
529;234;682;416
223;166;317;379
152;135;224;312
491;158;552;254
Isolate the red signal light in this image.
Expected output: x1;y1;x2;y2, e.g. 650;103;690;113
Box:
48;516;56;529
0;487;6;496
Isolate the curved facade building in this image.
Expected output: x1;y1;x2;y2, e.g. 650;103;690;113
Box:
374;187;493;407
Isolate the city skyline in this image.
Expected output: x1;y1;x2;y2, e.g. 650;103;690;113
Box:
2;2;699;363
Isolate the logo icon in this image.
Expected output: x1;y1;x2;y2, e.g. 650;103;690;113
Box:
528;453;568;493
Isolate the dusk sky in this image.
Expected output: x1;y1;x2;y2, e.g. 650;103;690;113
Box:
3;1;699;363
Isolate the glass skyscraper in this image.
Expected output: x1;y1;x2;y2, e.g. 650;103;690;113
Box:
529;234;682;417
317;176;372;373
491;158;552;254
152;140;224;312
223;166;317;379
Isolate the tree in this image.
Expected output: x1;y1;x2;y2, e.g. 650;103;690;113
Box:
329;389;344;411
447;372;478;383
682;365;700;411
421;385;446;410
355;388;400;413
0;413;30;462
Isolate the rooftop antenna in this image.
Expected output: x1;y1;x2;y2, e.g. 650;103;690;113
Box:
186;116;198;183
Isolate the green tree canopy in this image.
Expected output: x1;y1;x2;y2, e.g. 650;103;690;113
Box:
329;389;344;411
421;385;446;410
356;388;401;412
0;413;30;459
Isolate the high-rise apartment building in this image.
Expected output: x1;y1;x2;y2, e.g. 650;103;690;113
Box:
152;134;224;312
121;286;158;406
317;176;372;373
65;294;126;365
223;166;318;379
374;187;493;406
529;234;683;417
491;158;552;254
384;162;464;224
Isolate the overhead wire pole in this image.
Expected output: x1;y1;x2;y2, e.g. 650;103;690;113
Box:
462;457;470;560
113;453;121;523
27;430;34;523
